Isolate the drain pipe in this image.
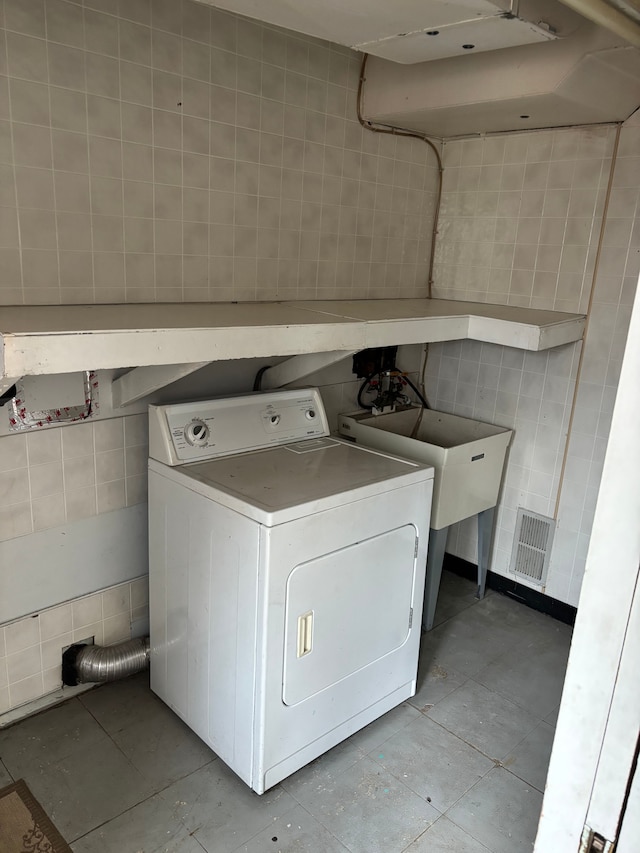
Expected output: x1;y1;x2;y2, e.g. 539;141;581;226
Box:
62;637;150;686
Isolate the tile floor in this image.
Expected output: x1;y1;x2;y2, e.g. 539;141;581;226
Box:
0;571;572;853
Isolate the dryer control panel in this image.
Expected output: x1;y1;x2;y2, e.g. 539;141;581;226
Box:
149;389;329;465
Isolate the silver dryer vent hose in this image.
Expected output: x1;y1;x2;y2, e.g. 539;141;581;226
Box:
63;637;150;685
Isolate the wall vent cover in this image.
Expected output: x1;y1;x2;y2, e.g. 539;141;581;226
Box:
510;509;556;586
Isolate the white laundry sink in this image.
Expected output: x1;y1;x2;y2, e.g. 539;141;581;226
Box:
338;407;512;530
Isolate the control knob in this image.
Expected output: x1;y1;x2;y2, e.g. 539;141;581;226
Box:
184;419;210;447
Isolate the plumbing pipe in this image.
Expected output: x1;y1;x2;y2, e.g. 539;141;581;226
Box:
558;0;640;46
62;637;150;686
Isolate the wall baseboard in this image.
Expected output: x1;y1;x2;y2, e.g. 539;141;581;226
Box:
444;554;577;627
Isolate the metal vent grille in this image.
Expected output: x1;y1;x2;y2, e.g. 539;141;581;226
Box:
510;509;556;585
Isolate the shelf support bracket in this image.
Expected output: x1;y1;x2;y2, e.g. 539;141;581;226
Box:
112;362;210;407
0;377;19;398
261;350;356;389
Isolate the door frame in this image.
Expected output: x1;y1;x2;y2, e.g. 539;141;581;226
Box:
534;271;640;850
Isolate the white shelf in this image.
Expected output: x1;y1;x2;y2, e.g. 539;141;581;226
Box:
0;299;585;389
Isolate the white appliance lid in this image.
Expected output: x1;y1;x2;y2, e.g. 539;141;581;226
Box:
155;437;433;524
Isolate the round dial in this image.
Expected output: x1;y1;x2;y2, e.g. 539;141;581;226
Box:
305;408;316;420
184;419;210;447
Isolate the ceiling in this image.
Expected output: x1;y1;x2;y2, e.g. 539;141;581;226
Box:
199;0;640;136
198;0;640;59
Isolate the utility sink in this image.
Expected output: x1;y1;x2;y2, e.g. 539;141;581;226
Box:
338;407;512;530
339;406;513;630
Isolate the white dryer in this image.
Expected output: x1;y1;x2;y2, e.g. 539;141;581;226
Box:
148;389;433;793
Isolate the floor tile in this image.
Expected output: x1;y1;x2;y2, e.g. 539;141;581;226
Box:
472;592;565;637
106;702;215;790
231;804;349;853
0;759;12;787
281;738;364;803
409;656;468;712
404;814;493;852
0;569;569;853
160;759;296;853
428;679;540;759
346;701;421;755
447;766;544;853
420;609;521;680
502;721;555;792
79;672;162;735
369;714;493;811
0;697;154;842
0;698;106;767
291;755;439;853
80;671;215;790
475;638;570;719
14;734;155;842
431;573;481;627
70;793;206;853
545;704;560;727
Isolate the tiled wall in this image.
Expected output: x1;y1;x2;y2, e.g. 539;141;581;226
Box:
0;413;148;542
0;0;439;305
0;0;438;715
0;577;148;714
427;121;640;606
433;126;614;312
549;115;640;603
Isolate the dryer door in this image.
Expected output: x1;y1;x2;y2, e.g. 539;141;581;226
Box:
282;524;417;706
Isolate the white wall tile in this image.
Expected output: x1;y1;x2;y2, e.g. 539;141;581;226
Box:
0;434;27;472
41;633;72;671
32;494;66;531
0;578;150;715
61;422;95;458
73;620;104;645
5;616;40;655
130;577;149;609
72;593;102;630
94;418;124;452
38;603;73;642
9;673;44;708
103;612;130;645
102;585;129;618
42;666;62;694
29;461;64;499
6;644;42;684
0;502;33;542
95;448;125;483
96;479;127;513
125;474;147;506
0;2;437;305
64;485;98;522
26;428;62;465
431;122;637;606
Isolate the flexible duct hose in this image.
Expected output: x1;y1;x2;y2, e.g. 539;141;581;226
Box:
62;637;150;685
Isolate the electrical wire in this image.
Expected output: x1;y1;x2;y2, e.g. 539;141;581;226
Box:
401;374;429;410
357;53;443;299
253;365;271;391
357;374;377;410
409;344;430;437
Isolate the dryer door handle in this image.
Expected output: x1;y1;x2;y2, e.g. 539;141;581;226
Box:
297;611;313;658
